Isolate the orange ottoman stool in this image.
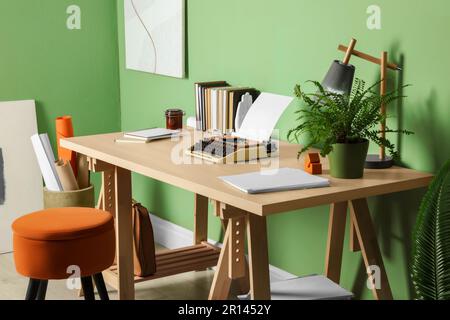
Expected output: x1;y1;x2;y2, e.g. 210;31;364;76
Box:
12;207;115;300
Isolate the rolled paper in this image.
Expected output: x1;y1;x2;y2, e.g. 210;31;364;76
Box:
76;154;90;190
56;115;77;176
54;159;79;191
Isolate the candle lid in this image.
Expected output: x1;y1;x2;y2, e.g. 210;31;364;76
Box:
165;109;184;116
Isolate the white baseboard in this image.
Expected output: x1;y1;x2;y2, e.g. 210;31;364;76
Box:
149;213;296;283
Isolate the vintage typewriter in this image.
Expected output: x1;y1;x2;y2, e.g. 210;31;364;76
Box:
186;135;278;164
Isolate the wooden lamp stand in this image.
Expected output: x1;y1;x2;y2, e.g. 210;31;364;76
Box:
338;39;402;169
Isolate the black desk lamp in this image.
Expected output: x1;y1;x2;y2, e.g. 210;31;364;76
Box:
322;38;357;96
324;38;402;169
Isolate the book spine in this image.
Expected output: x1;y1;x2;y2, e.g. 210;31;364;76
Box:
211;89;217;131
222;90;228;133
218;90;223;133
195;84;200;130
228;92;234;131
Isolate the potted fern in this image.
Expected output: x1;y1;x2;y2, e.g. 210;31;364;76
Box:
411;159;450;300
288;78;411;179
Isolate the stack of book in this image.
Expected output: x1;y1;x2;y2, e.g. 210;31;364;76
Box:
194;81;259;132
115;128;180;144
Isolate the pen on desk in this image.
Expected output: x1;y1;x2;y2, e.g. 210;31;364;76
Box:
114;138;149;144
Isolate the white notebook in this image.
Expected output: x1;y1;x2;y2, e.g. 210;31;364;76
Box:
219;168;330;194
124;128;180;141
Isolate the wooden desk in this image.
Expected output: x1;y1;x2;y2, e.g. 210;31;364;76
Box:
62;131;432;300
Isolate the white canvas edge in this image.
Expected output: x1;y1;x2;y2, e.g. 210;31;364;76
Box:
124;0;186;79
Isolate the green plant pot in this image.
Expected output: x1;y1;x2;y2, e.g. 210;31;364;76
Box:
328;140;369;179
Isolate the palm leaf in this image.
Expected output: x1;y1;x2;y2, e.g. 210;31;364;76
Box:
411;159;450;300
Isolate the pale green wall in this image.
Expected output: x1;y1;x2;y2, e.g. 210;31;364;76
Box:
0;0;121;141
0;0;121;193
4;0;447;300
116;0;450;299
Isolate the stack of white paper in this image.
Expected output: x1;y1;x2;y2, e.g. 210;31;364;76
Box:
31;133;63;191
219;168;330;194
123;128;180;141
239;275;353;300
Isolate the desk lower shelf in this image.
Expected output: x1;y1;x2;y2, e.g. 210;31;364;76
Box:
103;242;220;287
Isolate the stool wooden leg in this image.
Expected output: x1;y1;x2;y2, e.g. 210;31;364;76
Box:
36;280;48;300
81;276;95;300
93;273;109;300
25;279;40;300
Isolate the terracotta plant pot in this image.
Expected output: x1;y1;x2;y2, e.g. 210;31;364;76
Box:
328;140;369;179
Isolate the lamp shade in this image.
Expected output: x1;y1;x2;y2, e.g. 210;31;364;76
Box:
321;60;355;96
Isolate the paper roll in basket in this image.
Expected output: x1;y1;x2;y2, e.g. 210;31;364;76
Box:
76;154;90;189
55;159;79;191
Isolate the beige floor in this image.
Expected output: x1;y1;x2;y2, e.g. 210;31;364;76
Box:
0;244;216;300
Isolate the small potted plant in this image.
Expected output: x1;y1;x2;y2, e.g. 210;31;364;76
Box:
288;78;412;179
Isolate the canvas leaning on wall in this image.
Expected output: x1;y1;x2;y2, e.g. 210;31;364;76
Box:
0;100;43;253
124;0;185;78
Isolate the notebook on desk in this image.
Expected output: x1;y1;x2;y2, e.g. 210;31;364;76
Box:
219;168;330;194
122;128;180;142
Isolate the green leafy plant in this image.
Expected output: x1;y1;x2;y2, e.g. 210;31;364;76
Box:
411;159;450;300
287;78;412;158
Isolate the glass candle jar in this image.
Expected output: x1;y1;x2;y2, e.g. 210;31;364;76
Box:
165;109;184;130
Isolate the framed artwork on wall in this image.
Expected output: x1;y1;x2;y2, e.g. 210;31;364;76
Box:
0;100;43;253
124;0;185;78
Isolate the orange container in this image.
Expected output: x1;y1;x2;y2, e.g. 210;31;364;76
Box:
56;116;77;176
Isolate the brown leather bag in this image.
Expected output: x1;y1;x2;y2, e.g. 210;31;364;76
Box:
132;201;157;277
